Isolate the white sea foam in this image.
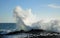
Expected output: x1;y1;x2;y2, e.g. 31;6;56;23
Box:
13;6;60;32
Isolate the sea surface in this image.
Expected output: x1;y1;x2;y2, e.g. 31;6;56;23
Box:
0;23;16;30
0;23;60;38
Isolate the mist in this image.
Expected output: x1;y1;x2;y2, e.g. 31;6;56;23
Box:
13;6;60;33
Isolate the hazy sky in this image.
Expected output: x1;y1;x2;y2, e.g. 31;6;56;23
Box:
0;0;60;23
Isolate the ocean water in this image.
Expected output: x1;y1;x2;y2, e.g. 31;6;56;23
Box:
0;23;16;30
0;23;30;38
0;23;16;34
0;23;60;38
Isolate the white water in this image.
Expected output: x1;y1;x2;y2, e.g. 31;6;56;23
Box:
13;6;60;32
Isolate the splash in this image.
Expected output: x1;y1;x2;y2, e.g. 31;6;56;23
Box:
13;6;60;33
13;6;38;31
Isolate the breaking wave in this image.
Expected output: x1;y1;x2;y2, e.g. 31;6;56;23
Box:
13;6;60;33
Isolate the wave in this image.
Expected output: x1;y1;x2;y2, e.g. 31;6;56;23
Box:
13;6;60;33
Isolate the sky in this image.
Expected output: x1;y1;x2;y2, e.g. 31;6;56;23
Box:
0;0;60;23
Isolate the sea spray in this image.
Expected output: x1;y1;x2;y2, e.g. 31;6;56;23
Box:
13;6;60;33
13;6;35;31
